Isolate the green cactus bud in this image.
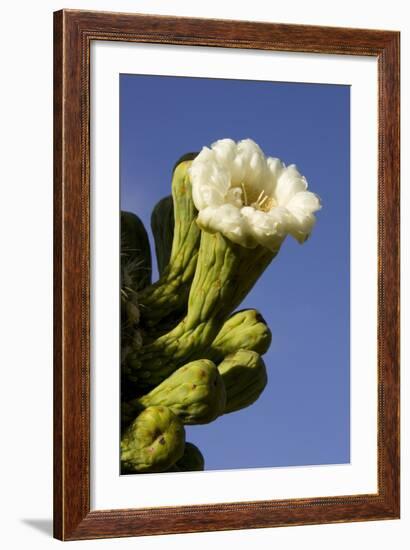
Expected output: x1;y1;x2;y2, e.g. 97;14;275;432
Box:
121;406;185;474
175;442;204;471
126;231;276;387
218;349;268;414
121;211;152;291
151;195;174;276
136;359;226;425
205;309;272;363
138;155;200;328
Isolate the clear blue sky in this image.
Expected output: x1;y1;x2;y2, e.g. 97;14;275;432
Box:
120;74;350;470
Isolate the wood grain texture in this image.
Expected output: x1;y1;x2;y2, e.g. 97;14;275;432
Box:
53;9;400;541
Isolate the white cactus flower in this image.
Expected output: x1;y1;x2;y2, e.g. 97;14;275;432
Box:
189;138;322;251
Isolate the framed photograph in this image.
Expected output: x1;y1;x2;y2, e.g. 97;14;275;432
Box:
53;9;400;540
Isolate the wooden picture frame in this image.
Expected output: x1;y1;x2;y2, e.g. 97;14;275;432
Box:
53;9;400;541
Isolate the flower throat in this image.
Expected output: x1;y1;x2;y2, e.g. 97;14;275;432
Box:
240;182;276;212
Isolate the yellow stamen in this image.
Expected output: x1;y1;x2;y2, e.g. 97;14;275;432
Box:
258;195;269;208
255;190;265;205
239;182;276;212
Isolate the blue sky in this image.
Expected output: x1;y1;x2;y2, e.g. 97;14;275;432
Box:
120;74;350;470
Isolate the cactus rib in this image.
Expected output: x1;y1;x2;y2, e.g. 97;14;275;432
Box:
126;231;276;387
138;158;200;328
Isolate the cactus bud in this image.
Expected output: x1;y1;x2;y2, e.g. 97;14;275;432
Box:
121;406;185;473
138;359;226;424
218;349;268;414
206;309;271;363
175;442;205;471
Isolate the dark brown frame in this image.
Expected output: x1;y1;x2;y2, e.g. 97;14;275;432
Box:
54;9;400;541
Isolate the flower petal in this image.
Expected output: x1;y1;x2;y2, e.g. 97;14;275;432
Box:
267;157;285;180
197;204;257;248
241;206;287;251
210;138;237;165
286;190;322;215
287;213;317;243
274;164;308;206
190;150;230;210
225;186;243;208
285;192;321;243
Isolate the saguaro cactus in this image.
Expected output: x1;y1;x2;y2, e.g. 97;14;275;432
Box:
120;138;321;474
